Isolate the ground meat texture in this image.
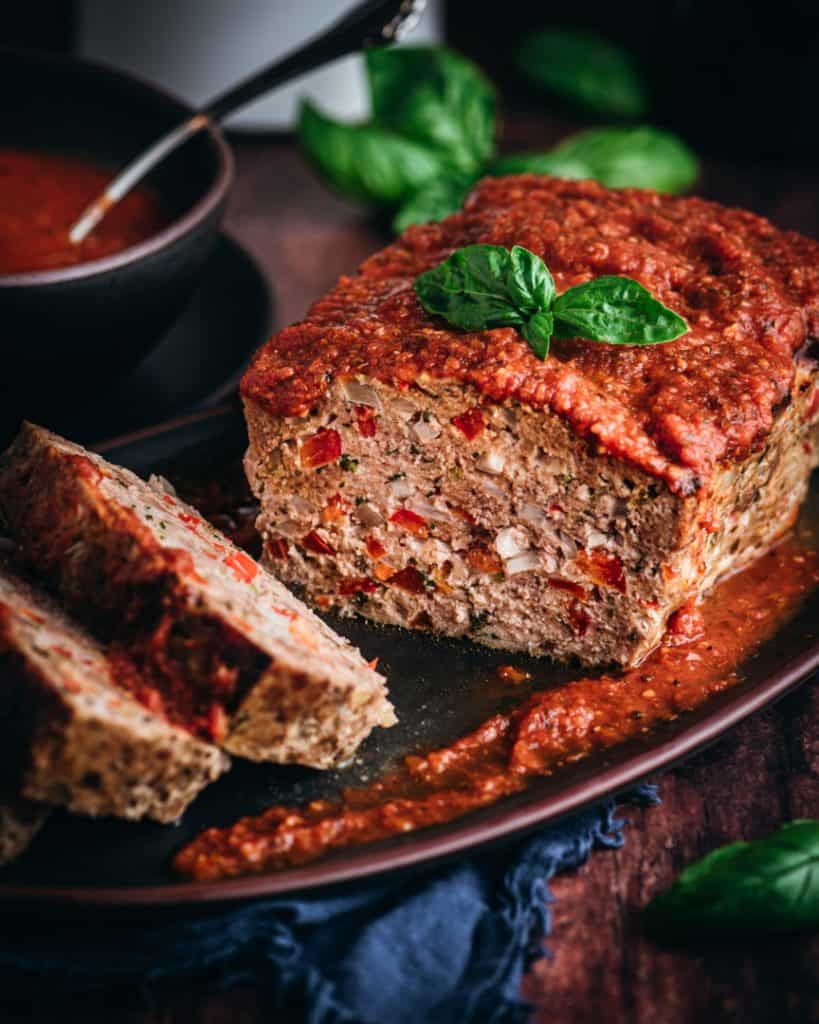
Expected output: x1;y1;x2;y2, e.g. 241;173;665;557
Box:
0;425;395;768
243;366;818;666
241;175;819;666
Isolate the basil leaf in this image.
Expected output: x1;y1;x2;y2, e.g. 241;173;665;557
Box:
298;100;446;207
553;276;687;345
549;127;699;195
517;29;648;119
366;47;497;174
645;821;819;940
521;311;553;360
393;173;475;233
489;151;592;181
414;244;554;333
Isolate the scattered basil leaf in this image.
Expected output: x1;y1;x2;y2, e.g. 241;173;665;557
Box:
489;151;592;181
491;128;699;195
393;173;476;233
517;29;648;119
645;820;819;940
415;245;686;360
552;127;699;194
367;47;497;174
414;244;555;333
298;100;446;207
553;276;688;345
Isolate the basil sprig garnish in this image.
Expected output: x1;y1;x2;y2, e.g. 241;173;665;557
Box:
297;45;699;235
645;821;819;940
414;244;687;358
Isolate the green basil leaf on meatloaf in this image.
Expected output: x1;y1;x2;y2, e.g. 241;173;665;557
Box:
393;173;476;233
516;29;648;119
553;276;688;345
645;821;819;940
366;47;497;174
298;100;447;206
414;243;555;333
490;128;699;195
415;245;688;359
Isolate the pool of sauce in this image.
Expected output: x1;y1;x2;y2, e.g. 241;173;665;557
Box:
0;149;169;275
172;476;819;881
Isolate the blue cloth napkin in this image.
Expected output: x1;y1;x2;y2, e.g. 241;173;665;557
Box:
0;785;658;1023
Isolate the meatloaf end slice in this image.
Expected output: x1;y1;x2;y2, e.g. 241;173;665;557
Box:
0;565;228;823
0;425;395;769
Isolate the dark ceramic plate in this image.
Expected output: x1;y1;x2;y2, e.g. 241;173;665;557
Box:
1;407;817;910
0;235;271;448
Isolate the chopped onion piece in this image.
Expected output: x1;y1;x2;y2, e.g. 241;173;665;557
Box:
495;526;530;559
390;477;414;499
576;484;592;502
148;474;177;497
407;499;452;523
342;379;382;410
391;396;417;420
504;551;541;575
277;519;302;538
355;502;384;527
586;529;608;549
477;450;505;475
520;503;547;526
482;479;506;499
410;418;441;444
290;495;315;516
559;531;578;558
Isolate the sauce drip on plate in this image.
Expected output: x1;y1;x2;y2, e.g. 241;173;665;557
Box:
0;149;169;275
173;502;819;881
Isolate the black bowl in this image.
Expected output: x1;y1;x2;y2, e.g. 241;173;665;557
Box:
0;49;234;421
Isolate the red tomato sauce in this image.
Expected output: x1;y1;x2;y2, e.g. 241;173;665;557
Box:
174;531;819;883
0;149;169;274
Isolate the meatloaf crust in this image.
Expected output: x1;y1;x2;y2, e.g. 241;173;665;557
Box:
0;565;228;822
0;425;395;768
241;175;819;667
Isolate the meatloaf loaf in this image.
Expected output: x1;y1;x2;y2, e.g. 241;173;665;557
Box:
0;564;227;822
241;175;819;667
0;425;395;768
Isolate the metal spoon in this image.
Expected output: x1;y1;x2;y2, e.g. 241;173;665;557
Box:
69;0;425;244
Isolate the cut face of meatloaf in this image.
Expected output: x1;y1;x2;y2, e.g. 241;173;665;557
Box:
241;175;819;668
0;425;395;768
0;565;227;822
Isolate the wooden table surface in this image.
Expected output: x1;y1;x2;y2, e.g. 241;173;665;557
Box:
6;119;819;1024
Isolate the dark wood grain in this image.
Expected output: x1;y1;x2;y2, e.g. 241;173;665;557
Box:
5;124;819;1024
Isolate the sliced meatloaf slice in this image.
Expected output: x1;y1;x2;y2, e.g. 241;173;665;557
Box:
0;424;394;768
0;565;227;822
241;175;819;668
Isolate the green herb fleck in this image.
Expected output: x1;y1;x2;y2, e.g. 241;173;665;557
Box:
388;472;406;482
340;455;359;472
355;496;367;506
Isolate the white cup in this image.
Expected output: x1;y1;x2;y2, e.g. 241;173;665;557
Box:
77;0;444;131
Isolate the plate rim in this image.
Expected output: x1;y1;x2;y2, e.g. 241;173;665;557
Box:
3;406;817;910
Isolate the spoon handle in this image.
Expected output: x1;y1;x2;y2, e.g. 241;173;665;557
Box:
69;0;424;244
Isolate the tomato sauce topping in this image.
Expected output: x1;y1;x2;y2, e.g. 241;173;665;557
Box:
174;533;819;882
0;149;168;274
242;176;819;493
